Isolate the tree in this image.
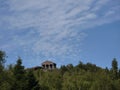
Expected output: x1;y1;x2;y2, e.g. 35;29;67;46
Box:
26;70;40;90
60;65;68;76
0;50;6;71
111;58;118;79
12;57;27;90
77;61;84;69
105;67;109;73
0;50;6;63
0;50;6;88
13;57;25;80
118;69;120;79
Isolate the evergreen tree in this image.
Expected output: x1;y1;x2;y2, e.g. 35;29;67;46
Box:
26;70;40;90
118;69;120;79
13;57;25;79
111;58;118;79
0;50;6;71
12;57;27;90
0;50;6;88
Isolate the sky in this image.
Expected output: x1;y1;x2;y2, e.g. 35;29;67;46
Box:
0;0;120;68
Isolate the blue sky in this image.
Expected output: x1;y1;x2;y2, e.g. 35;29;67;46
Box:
0;0;120;68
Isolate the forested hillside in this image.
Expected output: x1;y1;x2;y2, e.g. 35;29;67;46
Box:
0;50;120;90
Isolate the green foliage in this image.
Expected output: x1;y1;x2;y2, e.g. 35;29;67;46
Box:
0;50;6;64
0;50;6;71
118;69;120;78
60;65;68;76
0;55;40;90
0;50;120;90
26;70;40;90
35;69;62;90
0;50;7;89
13;57;25;80
11;57;27;90
111;58;119;80
11;57;40;90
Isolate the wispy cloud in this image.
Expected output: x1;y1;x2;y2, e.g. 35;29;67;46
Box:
0;0;120;59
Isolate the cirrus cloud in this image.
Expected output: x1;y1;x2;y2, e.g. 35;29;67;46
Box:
0;0;120;59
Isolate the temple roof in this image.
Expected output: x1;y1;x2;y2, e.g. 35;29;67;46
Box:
42;60;56;65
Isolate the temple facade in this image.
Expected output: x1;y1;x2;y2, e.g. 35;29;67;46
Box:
42;60;56;70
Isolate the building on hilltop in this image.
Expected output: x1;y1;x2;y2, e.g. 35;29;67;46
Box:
42;60;56;70
27;60;56;71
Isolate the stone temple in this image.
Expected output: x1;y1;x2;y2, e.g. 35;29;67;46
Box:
42;60;56;70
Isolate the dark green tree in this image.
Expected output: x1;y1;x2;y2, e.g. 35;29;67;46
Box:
0;51;12;89
118;69;120;79
111;58;118;79
26;70;40;90
105;67;109;73
12;57;27;90
60;65;68;76
0;50;6;71
13;57;25;79
0;50;6;88
78;61;84;69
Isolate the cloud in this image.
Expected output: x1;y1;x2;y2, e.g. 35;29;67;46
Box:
0;0;120;59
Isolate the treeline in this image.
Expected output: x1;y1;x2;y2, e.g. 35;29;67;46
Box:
0;50;120;90
0;51;40;90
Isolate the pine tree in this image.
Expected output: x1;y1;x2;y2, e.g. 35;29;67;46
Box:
111;58;118;80
13;57;25;79
12;57;27;90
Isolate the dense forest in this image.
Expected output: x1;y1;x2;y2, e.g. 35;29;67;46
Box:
0;50;120;90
